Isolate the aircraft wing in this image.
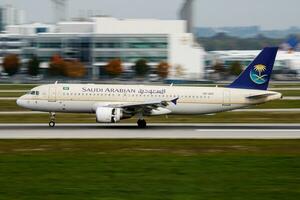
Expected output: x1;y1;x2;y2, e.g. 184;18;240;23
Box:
105;97;179;114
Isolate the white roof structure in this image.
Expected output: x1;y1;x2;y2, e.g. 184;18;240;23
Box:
92;17;186;34
210;50;300;72
56;21;94;33
211;50;300;61
5;23;55;35
4;17;187;35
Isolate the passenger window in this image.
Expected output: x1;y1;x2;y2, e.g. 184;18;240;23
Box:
36;91;39;95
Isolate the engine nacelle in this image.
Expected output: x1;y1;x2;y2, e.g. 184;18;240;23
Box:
96;107;123;123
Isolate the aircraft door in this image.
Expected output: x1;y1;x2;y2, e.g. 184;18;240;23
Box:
223;90;231;106
48;85;57;102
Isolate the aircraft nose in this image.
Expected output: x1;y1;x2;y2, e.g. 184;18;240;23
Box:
16;98;21;106
16;97;25;108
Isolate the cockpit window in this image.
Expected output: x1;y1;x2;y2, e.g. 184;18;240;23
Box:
27;91;39;95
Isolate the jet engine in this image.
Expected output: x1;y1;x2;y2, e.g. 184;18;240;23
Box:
96;107;123;123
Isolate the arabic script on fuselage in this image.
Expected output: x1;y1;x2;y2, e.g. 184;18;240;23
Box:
82;87;167;95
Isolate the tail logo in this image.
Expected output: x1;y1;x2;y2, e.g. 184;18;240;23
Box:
250;64;268;85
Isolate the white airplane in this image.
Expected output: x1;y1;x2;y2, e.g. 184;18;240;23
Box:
17;47;282;128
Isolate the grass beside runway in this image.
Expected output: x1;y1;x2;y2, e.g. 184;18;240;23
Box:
270;83;300;88
253;99;300;109
0;84;38;90
274;90;300;96
0;140;299;200
0;92;25;97
0;100;28;111
0;112;300;123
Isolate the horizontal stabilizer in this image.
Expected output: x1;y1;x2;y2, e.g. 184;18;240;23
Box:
246;93;275;100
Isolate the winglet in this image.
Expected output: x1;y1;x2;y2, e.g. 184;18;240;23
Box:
171;97;179;105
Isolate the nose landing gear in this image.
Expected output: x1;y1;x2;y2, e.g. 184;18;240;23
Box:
137;119;147;128
49;121;55;127
49;112;56;127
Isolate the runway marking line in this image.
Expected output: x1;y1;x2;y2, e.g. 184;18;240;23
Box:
195;129;300;132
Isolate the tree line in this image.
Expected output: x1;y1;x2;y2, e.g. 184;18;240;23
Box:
210;60;244;80
197;33;287;51
1;54;171;79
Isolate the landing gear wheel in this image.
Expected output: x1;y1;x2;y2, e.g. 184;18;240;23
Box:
49;121;55;127
49;112;56;127
137;119;147;128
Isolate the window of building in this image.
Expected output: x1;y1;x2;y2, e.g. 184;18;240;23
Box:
36;27;48;34
39;42;61;48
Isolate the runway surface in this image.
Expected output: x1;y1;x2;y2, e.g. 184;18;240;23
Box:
0;123;300;139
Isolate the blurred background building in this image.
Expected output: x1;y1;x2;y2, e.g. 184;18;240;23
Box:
0;0;300;82
0;16;205;80
0;4;26;32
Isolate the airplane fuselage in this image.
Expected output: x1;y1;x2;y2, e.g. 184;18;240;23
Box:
17;83;281;115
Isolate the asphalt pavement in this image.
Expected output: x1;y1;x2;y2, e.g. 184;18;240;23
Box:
0;123;299;139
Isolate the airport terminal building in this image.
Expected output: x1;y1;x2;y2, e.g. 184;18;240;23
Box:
0;17;206;80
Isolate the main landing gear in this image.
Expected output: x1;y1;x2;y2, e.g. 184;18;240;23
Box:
49;112;56;127
137;119;147;128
